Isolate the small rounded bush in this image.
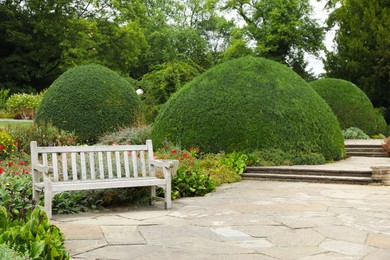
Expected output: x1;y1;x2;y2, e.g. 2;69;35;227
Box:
35;64;142;142
310;78;382;135
152;56;345;160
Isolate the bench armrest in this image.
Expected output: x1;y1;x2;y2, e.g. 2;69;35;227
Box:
149;159;175;168
32;163;51;174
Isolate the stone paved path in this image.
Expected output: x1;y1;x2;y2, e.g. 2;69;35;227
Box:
52;181;390;260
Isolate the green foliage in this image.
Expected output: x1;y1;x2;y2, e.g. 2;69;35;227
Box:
6;123;80;154
156;144;241;198
84;188;150;207
35;64;142;143
325;0;389;121
310;78;381;135
52;192;90;215
140;59;202;121
0;89;10;109
374;108;388;136
0;156;69;259
0;244;28;260
152;56;345;160
0;206;69;259
5;92;42;119
248;149;326;166
0;131;16;159
342;127;370;140
222;152;248;175
223;0;324;77
98;125;152;145
171;170;216;199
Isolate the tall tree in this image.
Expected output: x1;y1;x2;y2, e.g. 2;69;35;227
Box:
223;0;324;78
324;0;390;119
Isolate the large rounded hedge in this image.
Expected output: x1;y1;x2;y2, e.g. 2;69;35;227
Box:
310;78;384;135
35;64;141;142
152;56;345;160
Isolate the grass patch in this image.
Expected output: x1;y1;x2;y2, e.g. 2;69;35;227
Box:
0;120;33;130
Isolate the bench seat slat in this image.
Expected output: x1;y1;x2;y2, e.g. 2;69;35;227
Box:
35;177;166;192
36;145;148;153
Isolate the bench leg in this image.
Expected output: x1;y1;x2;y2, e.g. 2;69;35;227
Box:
150;186;156;206
165;181;172;209
44;190;53;219
33;188;40;206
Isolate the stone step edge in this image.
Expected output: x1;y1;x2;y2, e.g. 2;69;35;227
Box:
242;173;373;182
246;166;370;174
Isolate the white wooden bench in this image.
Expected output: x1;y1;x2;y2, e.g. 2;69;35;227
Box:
31;140;177;218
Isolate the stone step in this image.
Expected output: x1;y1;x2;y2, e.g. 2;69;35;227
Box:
243;166;380;185
243;172;375;185
346;147;384;152
246;167;372;177
346;152;388;157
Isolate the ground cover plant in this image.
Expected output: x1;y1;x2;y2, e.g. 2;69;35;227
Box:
35;64;143;143
152;56;345;161
310;78;386;136
0;156;69;259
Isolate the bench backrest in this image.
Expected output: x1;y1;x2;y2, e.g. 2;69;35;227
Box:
31;140;155;182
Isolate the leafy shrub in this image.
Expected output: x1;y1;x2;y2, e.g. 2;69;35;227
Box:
342;127;370;140
248;149;326;166
155;144;241;198
0;131;16;159
140;60;202;122
7;123;80;154
222;152;248;175
0;206;69;259
152;56;345;161
0;89;10;110
35;64;142;143
98;125;152;145
311;78;383;135
0;244;28;260
0;158;69;259
374;108;388;135
5;93;42;119
172;170;215;199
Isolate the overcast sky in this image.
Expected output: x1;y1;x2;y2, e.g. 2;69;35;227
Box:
307;0;337;76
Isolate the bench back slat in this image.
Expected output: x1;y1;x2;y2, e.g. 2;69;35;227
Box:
52;153;59;182
80;152;87;180
89;152;96;180
61;153;68;181
140;151;146;177
31;141;154;183
115;151;121;179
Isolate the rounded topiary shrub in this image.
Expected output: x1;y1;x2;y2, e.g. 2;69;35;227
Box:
310;78;382;135
35;64;141;142
152;56;345;160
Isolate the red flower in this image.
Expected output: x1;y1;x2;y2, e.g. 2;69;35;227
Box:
183;152;189;158
179;157;185;161
171;149;177;154
189;147;193;151
25;171;29;174
0;168;3;174
8;161;13;167
19;161;25;165
0;145;3;150
195;148;200;153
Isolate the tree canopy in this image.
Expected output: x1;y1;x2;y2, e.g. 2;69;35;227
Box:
324;0;390;120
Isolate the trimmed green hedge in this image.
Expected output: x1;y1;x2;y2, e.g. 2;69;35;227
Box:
310;78;384;135
152;56;345;160
35;64;142;142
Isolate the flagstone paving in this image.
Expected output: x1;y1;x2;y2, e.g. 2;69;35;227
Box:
52;180;390;259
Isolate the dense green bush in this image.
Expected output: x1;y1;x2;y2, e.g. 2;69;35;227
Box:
152;56;345;160
310;78;383;135
35;64;142;142
374;108;388;135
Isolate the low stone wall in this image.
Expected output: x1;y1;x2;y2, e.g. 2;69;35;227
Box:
371;166;390;185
